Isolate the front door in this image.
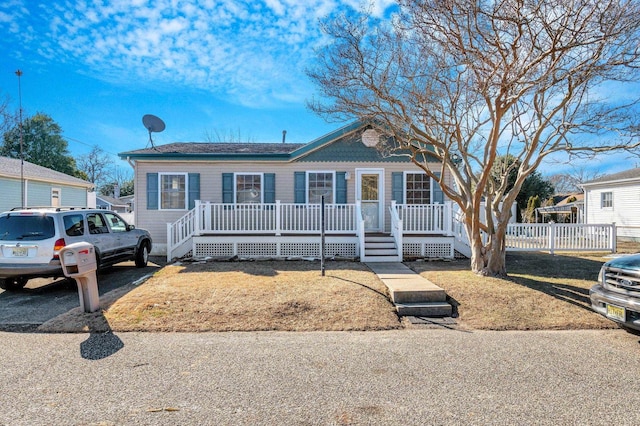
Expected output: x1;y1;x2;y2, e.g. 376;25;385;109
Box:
356;169;384;232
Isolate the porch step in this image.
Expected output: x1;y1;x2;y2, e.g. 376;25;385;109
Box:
396;302;452;317
365;248;398;256
364;235;398;261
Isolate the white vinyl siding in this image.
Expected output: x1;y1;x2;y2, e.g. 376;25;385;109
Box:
585;182;640;239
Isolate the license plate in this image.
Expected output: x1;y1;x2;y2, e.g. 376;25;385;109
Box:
11;247;28;257
606;304;626;322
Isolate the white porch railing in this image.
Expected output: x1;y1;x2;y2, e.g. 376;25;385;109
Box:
356;201;365;261
389;204;403;262
392;201;453;235
168;201;358;261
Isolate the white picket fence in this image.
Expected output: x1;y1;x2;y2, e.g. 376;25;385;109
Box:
505;222;616;253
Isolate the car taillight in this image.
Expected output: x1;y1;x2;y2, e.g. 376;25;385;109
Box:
53;238;66;259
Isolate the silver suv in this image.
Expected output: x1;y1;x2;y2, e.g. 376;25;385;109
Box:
590;254;640;333
0;207;152;290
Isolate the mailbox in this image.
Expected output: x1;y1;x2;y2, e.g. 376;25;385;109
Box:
61;243;97;277
59;242;100;313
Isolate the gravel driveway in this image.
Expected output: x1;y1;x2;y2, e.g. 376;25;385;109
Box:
0;328;639;425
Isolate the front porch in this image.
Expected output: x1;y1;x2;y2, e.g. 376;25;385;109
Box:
167;201;459;262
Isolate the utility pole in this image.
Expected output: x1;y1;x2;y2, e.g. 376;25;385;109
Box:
15;69;24;208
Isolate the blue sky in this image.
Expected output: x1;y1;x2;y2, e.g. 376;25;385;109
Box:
0;0;637;179
0;0;395;163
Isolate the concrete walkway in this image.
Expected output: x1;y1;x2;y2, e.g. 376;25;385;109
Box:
366;262;452;316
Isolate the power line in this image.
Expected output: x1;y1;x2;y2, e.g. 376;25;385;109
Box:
62;134;121;158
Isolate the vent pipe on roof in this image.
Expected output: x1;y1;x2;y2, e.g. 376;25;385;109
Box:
282;130;287;143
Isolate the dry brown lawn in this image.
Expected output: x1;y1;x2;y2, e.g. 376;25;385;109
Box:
38;240;640;333
39;260;401;333
408;250;629;331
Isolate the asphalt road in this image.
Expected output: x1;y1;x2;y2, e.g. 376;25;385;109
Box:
0;328;639;425
0;257;165;331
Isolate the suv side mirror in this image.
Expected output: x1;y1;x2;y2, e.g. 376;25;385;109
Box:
127;224;136;231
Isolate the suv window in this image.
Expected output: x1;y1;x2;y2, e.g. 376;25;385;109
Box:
0;215;56;241
63;214;85;237
104;212;127;233
87;213;109;234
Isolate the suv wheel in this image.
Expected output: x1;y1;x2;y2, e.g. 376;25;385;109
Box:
0;276;28;291
135;241;149;268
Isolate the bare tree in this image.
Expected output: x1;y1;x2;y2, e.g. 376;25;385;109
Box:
308;0;640;276
0;93;17;136
76;146;113;185
549;166;605;194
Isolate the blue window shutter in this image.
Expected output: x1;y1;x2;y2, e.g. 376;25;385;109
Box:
433;172;444;203
335;172;347;204
264;173;275;203
222;173;233;203
392;172;403;203
147;173;158;210
188;173;200;209
294;172;306;203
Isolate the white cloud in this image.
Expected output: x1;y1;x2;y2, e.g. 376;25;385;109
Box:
0;0;397;107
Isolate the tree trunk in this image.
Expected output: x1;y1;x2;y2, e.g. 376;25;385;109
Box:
467;220;508;278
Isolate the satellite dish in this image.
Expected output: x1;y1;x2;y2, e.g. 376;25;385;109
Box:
142;114;166;149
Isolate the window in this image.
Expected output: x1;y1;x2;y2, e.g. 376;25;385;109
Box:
104;212;127;233
160;173;187;210
87;213;109;234
236;174;262;204
51;188;61;207
308;172;334;204
405;173;431;204
63;214;85;237
601;192;613;209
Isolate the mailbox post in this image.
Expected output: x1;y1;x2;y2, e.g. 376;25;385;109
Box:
59;242;100;313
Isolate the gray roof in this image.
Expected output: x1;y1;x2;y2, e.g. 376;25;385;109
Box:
583;167;640;185
0;156;93;188
124;142;307;155
96;194;128;207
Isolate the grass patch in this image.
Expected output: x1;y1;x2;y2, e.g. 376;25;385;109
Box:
40;261;401;333
408;251;621;331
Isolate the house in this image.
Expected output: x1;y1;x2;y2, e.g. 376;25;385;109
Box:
0;156;94;213
535;193;584;223
582;167;640;240
119;194;135;212
96;194;129;213
119;122;459;261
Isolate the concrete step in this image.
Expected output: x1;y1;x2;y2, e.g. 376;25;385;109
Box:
392;287;447;304
396;302;452;317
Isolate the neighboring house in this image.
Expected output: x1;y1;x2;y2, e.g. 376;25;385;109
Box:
582;167;640;240
96;194;129;213
0;156;94;213
119;194;135;212
119;122;458;261
535;193;584;223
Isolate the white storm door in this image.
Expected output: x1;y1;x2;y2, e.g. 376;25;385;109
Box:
356;169;384;232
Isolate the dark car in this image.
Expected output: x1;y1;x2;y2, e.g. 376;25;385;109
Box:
590;253;640;333
0;207;152;290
